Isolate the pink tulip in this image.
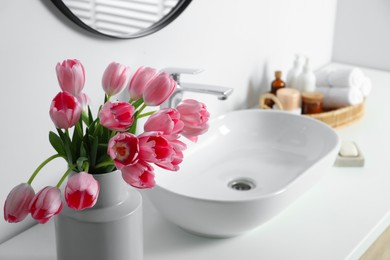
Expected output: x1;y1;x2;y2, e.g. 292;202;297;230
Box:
121;161;155;189
128;66;158;101
138;132;174;164
49;91;82;129
143;71;176;106
176;99;210;142
99;101;135;131
56;59;85;96
3;183;35;223
29;186;62;224
65;172;100;210
156;138;186;171
144;108;184;135
77;92;91;111
102;62;131;96
108;132;139;169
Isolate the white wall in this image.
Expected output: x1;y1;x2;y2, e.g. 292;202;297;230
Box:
0;0;337;243
333;0;390;71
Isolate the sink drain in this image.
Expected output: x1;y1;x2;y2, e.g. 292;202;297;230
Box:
228;179;256;191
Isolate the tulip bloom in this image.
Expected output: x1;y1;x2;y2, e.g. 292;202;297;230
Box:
49;91;82;129
99;101;135;131
156;138;186;171
30;186;62;224
138;132;174;164
102;62;131;97
176;99;210;142
77;92;90;111
65;172;100;210
128;66;158;101
56;59;85;96
3;183;35;223
121;161;155;189
144;108;184;136
108;132;140;169
143;71;176;106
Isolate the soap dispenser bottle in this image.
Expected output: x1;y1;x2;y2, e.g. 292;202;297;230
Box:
286;55;303;89
296;57;316;92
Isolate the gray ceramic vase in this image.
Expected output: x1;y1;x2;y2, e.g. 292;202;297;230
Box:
55;170;143;260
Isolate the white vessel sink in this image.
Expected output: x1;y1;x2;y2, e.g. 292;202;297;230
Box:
145;109;340;238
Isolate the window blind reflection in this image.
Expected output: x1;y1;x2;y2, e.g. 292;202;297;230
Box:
63;0;180;37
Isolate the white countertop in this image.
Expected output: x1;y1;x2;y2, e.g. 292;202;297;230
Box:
1;64;389;260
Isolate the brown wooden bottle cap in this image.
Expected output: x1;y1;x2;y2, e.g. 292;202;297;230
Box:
275;71;282;79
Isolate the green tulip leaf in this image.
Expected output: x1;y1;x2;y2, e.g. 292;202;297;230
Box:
87;106;94;126
80;144;87;158
90;136;99;167
76;157;89;172
49;131;66;157
57;129;73;164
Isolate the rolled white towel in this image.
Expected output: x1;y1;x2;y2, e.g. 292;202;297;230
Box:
327;68;365;89
316;86;364;109
360;77;372;97
315;69;333;86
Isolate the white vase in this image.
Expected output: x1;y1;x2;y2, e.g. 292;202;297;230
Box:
55;170;143;260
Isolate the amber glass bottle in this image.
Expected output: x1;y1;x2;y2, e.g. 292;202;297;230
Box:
266;71;286;108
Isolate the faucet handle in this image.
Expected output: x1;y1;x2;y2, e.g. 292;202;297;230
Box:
162;67;204;83
163;67;204;75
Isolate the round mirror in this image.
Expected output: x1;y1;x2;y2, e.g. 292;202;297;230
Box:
50;0;192;39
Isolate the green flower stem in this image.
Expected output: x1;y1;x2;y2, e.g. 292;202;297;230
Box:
132;98;144;109
129;98;134;103
95;161;115;169
27;154;63;185
83;161;90;173
137;110;156;119
56;164;76;188
137;104;147;115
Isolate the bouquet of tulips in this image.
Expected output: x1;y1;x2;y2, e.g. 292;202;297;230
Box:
4;59;210;224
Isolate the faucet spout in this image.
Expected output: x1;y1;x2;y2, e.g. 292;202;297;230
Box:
164;83;233;108
161;67;234;108
179;83;233;101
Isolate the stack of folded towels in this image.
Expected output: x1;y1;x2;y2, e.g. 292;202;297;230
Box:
315;68;372;109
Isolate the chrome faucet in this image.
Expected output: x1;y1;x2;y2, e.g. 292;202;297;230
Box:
161;68;233;108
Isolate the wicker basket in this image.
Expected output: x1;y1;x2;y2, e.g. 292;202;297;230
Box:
306;102;364;129
259;93;365;129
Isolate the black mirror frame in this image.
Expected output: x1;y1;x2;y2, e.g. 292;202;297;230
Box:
50;0;192;39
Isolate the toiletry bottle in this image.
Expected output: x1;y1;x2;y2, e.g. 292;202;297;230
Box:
276;88;301;114
286;55;303;89
296;57;316;92
301;92;323;114
266;71;285;108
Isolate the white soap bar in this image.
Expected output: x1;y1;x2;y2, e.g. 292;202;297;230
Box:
334;141;364;167
339;141;359;157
